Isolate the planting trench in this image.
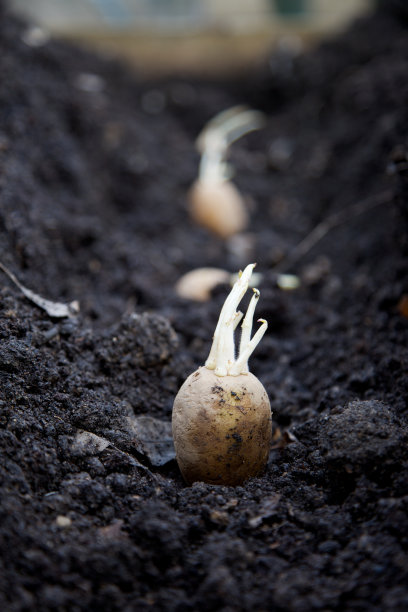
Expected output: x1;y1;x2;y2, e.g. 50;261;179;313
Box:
0;3;408;610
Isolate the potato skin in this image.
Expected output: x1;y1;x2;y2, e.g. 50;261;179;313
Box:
188;180;248;238
172;366;272;485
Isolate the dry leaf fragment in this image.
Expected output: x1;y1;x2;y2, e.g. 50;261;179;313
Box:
71;431;111;457
0;262;79;318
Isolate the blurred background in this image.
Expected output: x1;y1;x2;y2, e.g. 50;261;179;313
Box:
11;0;374;75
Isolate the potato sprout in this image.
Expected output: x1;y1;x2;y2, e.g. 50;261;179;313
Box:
188;106;265;239
172;263;272;485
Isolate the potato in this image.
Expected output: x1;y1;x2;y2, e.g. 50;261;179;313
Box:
188;179;248;239
175;267;230;301
172;264;272;486
172;366;272;486
188;106;265;239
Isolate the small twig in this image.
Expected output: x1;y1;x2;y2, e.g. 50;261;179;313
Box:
275;190;393;273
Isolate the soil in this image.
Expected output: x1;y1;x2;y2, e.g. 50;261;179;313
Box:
1;2;408;611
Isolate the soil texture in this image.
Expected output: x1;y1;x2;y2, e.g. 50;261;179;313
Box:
0;2;408;610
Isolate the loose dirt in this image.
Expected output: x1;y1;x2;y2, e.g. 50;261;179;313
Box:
0;3;407;610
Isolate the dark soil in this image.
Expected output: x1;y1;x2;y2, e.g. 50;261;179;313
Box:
1;2;408;610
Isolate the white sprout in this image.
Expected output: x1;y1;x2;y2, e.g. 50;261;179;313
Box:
238;288;260;374
196;106;265;184
205;263;268;376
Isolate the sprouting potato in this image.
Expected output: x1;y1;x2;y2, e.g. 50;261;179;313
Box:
188;178;248;239
188;106;265;239
173;366;271;486
172;264;272;486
